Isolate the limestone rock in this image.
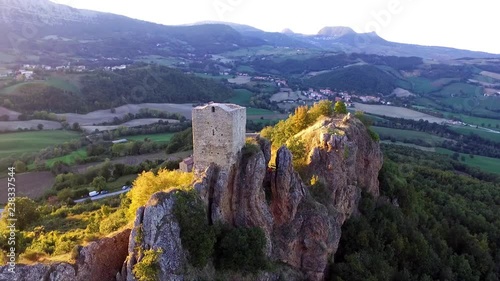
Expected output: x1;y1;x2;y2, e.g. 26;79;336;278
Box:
0;228;130;281
125;191;186;281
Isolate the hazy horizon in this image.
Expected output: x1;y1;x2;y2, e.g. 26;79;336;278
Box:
48;0;500;55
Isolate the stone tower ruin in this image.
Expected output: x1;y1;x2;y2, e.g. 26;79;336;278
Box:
192;103;246;173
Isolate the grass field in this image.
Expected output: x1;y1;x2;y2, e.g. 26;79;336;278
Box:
449;126;500;143
0;78;80;95
0;131;81;157
373;126;447;146
436;148;500;175
353;103;448;123
226;89;253;106
434;83;480;98
127;133;175;143
247;108;277;116
45;149;87;168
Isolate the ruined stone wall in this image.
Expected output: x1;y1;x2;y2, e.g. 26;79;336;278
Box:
192;103;246;173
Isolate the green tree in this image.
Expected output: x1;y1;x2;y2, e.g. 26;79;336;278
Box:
91;176;106;192
1;197;39;231
37;123;44;130
334;101;348;114
13;160;27;173
309;100;333;120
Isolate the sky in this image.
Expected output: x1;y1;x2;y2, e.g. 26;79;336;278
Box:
51;0;499;54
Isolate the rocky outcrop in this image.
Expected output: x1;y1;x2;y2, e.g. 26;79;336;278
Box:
0;229;130;281
121;116;382;281
123;191;186;281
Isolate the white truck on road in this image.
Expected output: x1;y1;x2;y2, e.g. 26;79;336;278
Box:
88;191;99;197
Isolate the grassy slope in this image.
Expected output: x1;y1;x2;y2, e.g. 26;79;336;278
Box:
0;131;81;157
372;126;447;146
225;89;253;106
127;133;175;143
436;148;500;175
449;126;500;143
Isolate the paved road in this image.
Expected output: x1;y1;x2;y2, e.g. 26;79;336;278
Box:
75;189;130;203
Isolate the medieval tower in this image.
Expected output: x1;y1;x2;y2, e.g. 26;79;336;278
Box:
192;103;246;173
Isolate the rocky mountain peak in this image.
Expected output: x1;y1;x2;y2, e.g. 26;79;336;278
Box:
317;26;356;37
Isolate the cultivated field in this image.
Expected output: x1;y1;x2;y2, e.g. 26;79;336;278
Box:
481;71;500;80
74;150;192;174
81;118;180;132
228;76;251;84
0;171;55;204
353;103;448;123
127;132;175;143
0;130;81;157
0;119;62;131
226;89;253;106
0;106;21;120
437;148;500;175
270;91;309;102
59;103;194;125
392;88;415;97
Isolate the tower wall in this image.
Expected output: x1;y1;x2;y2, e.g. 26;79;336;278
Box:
192;103;246;173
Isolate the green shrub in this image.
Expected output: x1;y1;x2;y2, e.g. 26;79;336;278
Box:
99;209;128;233
367;128;380;142
70;245;81;260
132;248;163;281
21;249;47;262
173;191;215;268
216;227;268;272
242;139;261;158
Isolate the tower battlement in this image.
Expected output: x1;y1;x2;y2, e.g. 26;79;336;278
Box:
192;103;246;173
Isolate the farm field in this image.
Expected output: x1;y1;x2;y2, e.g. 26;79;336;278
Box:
44;149;87;168
0;171;55;204
0;130;81;157
373;126;447;146
436;148;500;175
381;141;436;152
0;106;21;120
226;89;253;106
59;103;194;125
74;150;192;174
270;91;309;102
127;132;175;143
449;126;500;143
480;71;500;80
0;77;80;95
228;76;251;84
81;118;179;132
0;120;62;131
353;103;448;123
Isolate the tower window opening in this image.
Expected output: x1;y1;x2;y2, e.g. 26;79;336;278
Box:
213;129;215;136
211;106;215;113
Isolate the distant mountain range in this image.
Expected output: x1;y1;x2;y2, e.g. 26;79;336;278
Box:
0;0;498;64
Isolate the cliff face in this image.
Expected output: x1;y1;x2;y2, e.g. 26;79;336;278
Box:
123;115;382;281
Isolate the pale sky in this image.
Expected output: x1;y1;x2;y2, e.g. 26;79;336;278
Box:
52;0;500;54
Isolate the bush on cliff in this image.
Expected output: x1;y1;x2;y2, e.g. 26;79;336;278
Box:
173;191;216;268
127;169;194;219
133;248;163;281
216;226;269;273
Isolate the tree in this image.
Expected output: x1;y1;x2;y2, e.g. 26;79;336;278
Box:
72;122;81;131
309;100;333;120
91;176;106;192
13;160;27;173
37;123;44;130
334;101;348;114
1;197;39;231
